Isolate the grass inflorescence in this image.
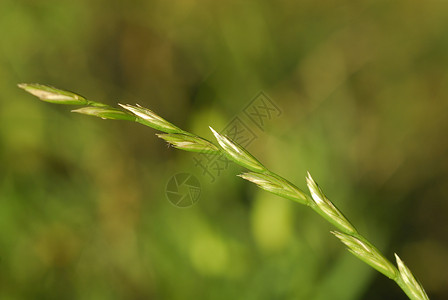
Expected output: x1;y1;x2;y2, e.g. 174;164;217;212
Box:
18;83;430;300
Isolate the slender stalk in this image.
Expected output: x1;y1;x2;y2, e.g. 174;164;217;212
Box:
18;83;429;300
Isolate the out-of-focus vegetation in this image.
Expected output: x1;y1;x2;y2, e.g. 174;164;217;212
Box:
1;0;448;299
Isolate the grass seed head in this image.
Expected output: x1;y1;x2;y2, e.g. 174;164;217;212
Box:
239;172;308;205
333;231;398;279
157;133;220;154
395;254;429;300
18;83;88;105
72;107;136;121
19;82;430;300
306;172;357;234
119;104;182;133
209;126;266;172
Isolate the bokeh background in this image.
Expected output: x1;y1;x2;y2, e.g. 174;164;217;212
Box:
1;0;448;299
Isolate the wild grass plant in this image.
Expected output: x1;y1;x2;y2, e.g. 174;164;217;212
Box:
18;83;429;300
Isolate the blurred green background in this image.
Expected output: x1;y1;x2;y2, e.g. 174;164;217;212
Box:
1;0;448;299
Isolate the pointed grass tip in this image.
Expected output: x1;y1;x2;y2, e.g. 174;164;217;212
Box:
238;172;308;205
306;172;357;234
71;107;136;121
332;231;398;279
395;254;429;300
118;103;182;133
156;133;219;153
18;83;88;105
209;126;266;172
